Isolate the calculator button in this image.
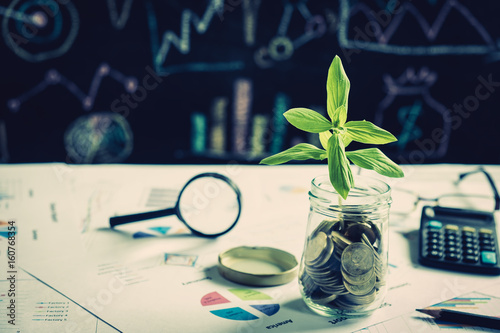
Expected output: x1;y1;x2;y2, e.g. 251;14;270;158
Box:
462;236;475;244
445;224;459;231
479;232;492;238
427;244;443;252
462;231;475;238
426;250;443;259
463;248;479;256
427;231;443;240
480;239;494;247
462;226;476;233
427;238;441;246
479;228;494;235
427;220;443;229
445;234;458;242
463;255;479;263
445;246;459;253
463;243;479;251
481;245;496;252
445;253;461;261
480;251;497;265
445;240;458;248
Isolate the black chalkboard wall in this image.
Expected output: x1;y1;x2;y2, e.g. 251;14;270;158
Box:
1;0;500;165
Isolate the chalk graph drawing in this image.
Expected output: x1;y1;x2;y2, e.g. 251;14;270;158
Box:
1;0;79;62
147;0;245;75
7;63;138;112
107;0;134;30
254;0;327;68
147;0;331;74
190;76;311;161
374;68;450;160
338;0;498;55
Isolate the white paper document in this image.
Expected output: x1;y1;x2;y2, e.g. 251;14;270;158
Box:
2;164;500;332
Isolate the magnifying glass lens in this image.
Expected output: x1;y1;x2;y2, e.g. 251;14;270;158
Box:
178;176;240;236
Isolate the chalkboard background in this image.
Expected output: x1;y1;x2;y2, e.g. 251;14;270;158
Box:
1;0;500;165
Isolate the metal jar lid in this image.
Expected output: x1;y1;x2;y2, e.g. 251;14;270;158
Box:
218;246;298;286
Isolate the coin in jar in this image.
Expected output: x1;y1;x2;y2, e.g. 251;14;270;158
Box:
341;242;374;276
304;231;328;265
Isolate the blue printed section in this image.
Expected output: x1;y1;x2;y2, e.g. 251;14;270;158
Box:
210;307;258;321
132;231;155;238
149;226;171;235
250;304;280;316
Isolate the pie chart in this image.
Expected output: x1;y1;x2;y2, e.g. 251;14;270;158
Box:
201;288;280;321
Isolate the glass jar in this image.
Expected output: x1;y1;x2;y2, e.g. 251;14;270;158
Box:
299;175;391;317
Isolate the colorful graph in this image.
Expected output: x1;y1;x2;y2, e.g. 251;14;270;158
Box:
427;292;500;329
32;301;70;322
189;77;301;161
201;289;280;321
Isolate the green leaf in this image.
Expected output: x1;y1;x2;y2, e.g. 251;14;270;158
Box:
346;148;404;178
331;105;347;128
319;130;331;150
326;56;350;121
327;132;353;200
342;134;352;148
344;120;397;144
260;143;327;165
284;108;332;133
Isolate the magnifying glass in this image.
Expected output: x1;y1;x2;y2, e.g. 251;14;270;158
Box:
109;173;242;237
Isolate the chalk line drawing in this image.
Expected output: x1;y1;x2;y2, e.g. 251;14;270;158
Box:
375;67;450;159
106;0;134;30
7;63;138;112
254;0;327;68
242;0;262;47
147;0;244;75
1;0;79;62
338;0;498;55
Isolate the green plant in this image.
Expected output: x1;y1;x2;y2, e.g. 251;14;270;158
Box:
260;55;404;199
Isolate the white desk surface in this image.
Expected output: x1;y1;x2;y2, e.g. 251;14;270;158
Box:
1;163;500;332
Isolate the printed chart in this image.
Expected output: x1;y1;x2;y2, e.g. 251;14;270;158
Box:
428;293;500;329
355;291;500;332
201;289;280;321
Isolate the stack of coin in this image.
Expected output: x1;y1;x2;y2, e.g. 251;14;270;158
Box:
300;218;386;312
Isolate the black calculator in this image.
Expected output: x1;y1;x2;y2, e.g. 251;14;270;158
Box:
418;205;500;275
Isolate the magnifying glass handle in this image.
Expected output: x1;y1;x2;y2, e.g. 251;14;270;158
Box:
110;207;176;228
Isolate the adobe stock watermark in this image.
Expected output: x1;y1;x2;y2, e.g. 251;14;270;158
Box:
110;65;163;118
398;73;499;165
